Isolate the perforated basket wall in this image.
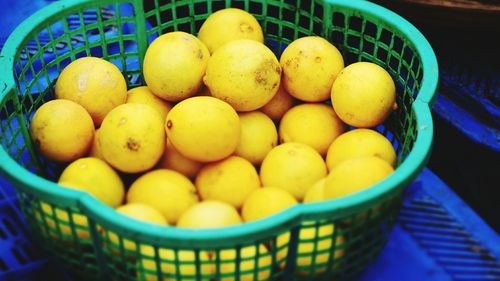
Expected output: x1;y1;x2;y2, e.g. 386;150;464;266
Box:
0;0;438;280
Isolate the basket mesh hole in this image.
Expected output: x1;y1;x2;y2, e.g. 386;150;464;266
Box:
160;8;173;24
379;28;392;47
389;55;400;74
332;12;345;28
365;20;378;38
265;21;279;36
331;30;344;47
402;47;415;68
282;6;295;23
393;36;404;54
313;21;322;35
175;4;190;19
249;1;263;15
194;1;208;14
377;47;389;63
347;34;360;49
363;40;375;56
161;25;175;34
230;1;245;9
174;21;188;32
265;4;278;19
298;30;309;38
211;0;225;12
282;25;295;41
348;16;363;33
299;14;311;30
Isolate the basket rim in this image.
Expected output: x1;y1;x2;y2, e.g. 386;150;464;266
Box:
0;0;438;247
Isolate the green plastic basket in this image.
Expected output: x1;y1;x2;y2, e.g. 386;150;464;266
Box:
0;0;438;280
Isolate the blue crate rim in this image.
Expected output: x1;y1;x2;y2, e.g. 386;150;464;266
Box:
0;0;438;246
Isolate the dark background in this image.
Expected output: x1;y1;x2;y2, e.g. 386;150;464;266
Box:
373;0;500;232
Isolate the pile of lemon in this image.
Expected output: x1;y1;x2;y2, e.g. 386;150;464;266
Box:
29;7;398;278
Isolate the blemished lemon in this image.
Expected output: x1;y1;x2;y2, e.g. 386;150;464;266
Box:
235;111;278;165
58;157;124;208
140;248;214;281
30;99;94;163
331;62;396;127
196;156;260;209
241;187;298;222
277;224;345;274
157;139;203;179
143;32;210;102
165;96;240;162
204;39;281;111
280;36;344;102
55;57;127;126
260;143;327;201
279;103;345;156
324;156;394;199
127;86;173;123
98;103;165;173
177;201;242;228
326;128;396;170
218;244;271;281
303;178;327;203
88;128;104;160
198;8;264;54
260;84;296;122
127;169;198;225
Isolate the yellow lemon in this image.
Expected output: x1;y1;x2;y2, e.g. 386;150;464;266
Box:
241;187;298;222
217;244;271;281
280;36;344;102
58;157;124;208
165;96;240;162
260;84;296;122
143;32;210;102
279;103;345;156
196;156;260;209
204;39;281;111
99;103;165;173
276;224;345;275
235;111;278;165
127;169;198;225
30;99;94;163
55;57;127;126
324;156;394;199
116;203;167;225
198;8;264;54
331;62;396;127
260;143;327;201
158;139;203;179
139;248;214;281
303;178;327;203
127;86;173;123
107;203;168;255
177;201;242;228
326;128;396;170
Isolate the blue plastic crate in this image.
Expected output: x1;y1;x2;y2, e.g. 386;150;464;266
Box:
1;168;499;281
